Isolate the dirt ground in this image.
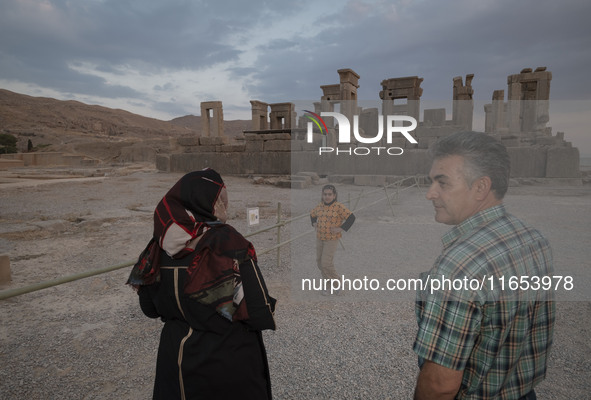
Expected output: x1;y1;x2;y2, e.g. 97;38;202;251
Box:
0;164;590;399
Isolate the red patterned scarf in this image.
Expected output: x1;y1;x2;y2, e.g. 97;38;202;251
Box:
127;169;255;322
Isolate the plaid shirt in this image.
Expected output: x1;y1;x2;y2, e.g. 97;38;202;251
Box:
414;204;555;399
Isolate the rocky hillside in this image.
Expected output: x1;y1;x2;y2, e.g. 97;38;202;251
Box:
0;89;250;161
169;114;251;136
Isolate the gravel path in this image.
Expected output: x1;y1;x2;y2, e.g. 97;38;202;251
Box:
0;165;589;399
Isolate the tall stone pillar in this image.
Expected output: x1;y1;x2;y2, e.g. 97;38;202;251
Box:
485;90;507;135
318;69;361;129
337;68;360;122
200;101;224;137
320;84;340;128
492;90;507;135
452;74;474;131
250;100;269;131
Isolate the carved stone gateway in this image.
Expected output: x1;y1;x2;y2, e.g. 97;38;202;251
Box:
200;101;224;138
319;68;360;125
269;103;296;130
379;76;423;122
320;84;341;102
485;67;554;142
250;100;269;131
507;67;551;135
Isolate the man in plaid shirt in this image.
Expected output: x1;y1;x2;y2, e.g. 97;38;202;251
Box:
413;132;555;400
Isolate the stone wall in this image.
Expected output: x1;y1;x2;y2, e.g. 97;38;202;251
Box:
158;151;290;175
158;130;292;175
0;152;98;168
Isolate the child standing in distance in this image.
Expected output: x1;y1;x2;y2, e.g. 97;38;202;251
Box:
310;184;356;281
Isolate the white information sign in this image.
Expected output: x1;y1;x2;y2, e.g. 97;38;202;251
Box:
247;207;260;226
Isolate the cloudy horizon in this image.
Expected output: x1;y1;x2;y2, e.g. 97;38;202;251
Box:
1;0;590;153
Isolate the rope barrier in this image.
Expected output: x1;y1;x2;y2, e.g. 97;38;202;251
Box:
0;261;134;300
0;176;421;301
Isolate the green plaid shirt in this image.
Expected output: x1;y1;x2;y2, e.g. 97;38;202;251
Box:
414;204;555;399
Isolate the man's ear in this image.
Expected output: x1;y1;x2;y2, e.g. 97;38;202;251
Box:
474;176;493;200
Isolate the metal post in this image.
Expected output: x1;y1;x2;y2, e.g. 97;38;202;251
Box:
383;186;396;217
353;189;364;210
276;202;281;269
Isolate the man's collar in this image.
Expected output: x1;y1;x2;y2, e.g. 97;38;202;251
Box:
442;204;506;249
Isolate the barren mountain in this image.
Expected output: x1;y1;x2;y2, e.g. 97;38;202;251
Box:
0;89;250;162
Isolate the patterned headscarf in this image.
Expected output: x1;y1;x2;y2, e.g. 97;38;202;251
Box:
154;168;225;257
127;168;226;286
127;168;256;323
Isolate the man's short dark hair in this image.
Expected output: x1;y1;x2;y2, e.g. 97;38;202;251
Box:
429;131;511;199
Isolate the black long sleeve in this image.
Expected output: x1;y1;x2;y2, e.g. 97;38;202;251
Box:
341;213;355;231
239;258;277;331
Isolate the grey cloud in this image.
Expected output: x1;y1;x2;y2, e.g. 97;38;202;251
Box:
151;99;195;119
246;0;591;103
0;0;588;120
154;82;176;92
259;39;301;51
0;0;305;100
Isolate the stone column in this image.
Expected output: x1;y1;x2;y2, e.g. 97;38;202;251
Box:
452;74;474;131
484;103;493;133
506;73;522;134
200;101;224;137
337;68;360;123
485;90;507;134
320;85;340;129
250;100;269;131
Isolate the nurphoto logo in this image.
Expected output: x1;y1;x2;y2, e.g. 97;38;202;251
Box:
305;111;418;156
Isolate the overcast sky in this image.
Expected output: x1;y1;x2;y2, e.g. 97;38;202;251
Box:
1;0;590;153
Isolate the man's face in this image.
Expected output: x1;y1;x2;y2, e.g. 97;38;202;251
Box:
426;155;481;225
322;189;336;204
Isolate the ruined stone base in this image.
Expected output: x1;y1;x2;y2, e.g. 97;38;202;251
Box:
0;159;25;169
161;151;291;175
199;137;229;146
157;146;581;181
0;152;99;167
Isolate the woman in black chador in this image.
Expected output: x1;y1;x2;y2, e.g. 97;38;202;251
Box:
128;168;276;400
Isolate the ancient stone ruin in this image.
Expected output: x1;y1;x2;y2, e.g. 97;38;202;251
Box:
156;67;580;183
481;67;578;178
200;101;225;142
